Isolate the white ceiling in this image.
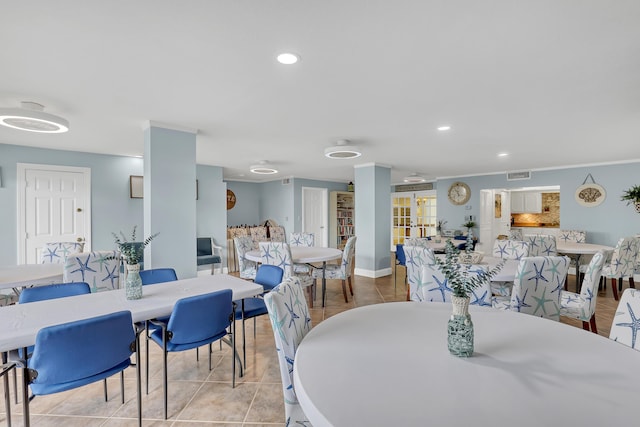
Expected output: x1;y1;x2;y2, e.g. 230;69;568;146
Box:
1;1;639;184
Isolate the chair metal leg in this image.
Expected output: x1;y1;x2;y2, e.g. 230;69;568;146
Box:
103;379;108;401
145;321;150;395
231;317;236;389
21;347;30;427
134;331;142;427
2;352;12;427
208;344;212;371
162;331;169;420
120;371;125;404
242;299;247;367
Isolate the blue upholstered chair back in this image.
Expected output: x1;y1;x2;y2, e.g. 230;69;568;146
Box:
396;244;407;267
19;282;90;304
165;289;233;348
255;265;284;291
139;268;178;285
28;310;135;395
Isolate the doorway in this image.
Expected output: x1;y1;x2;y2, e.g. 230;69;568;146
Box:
17;163;92;264
391;190;437;250
302;187;328;247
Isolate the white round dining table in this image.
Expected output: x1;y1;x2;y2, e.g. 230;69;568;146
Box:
556;242;614;291
245;246;342;307
293;302;640;426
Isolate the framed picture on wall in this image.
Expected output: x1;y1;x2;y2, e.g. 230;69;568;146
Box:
129;175;198;199
130;175;143;198
494;194;502;218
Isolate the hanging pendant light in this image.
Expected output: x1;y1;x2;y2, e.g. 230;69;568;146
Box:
324;139;362;159
0;101;69;133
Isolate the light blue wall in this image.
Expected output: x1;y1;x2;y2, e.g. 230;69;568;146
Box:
293;178;347;233
437;162;640;246
0;143;144;264
197;165;227;262
0;143;227;267
227;178;348;238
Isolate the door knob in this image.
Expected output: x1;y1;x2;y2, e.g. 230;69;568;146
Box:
77;208;83;212
77;237;84;242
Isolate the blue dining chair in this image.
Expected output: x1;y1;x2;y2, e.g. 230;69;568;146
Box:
148;289;235;419
139;267;177;393
9;282;91;406
18;282;90;304
139;268;177;285
21;310;141;427
234;264;284;365
395;244;407;290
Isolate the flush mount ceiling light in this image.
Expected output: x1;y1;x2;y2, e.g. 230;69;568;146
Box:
498;152;509;157
437;125;451;131
0;101;69;133
276;52;300;65
403;173;427;184
250;161;278;175
324;139;362;159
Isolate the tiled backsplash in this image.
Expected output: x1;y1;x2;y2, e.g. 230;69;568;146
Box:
512;192;560;226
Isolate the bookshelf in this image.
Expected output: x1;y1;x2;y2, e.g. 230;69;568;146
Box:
330;191;355;249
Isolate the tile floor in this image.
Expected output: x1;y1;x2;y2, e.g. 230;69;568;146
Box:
0;267;627;426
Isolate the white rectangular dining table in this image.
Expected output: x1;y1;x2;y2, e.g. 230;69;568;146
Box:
0;264;64;291
0;273;263;352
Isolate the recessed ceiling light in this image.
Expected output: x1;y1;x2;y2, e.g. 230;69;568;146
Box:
250;161;278;174
324;139;362;159
498;152;509;157
0;101;69;133
437;125;451;131
276;53;299;65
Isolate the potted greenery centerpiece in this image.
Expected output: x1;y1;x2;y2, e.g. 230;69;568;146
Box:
621;185;640;213
435;240;503;357
113;226;159;300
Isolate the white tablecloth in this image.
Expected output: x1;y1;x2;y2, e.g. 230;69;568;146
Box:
0;274;262;352
0;264;64;291
294;302;640;426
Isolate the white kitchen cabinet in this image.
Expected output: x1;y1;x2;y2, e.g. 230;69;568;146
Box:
510;192;542;213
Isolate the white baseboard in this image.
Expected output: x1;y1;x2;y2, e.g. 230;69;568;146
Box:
354;267;392;278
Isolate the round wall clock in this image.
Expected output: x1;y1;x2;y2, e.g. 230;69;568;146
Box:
448;181;471;205
575;183;606;207
226;189;237;210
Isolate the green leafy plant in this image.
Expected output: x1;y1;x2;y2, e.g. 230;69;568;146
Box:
621;185;640;205
434;240;503;298
462;220;476;229
112;226;159;265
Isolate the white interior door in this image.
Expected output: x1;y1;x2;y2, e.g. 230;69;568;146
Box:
302;187;327;247
478;189;495;253
18;164;91;264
